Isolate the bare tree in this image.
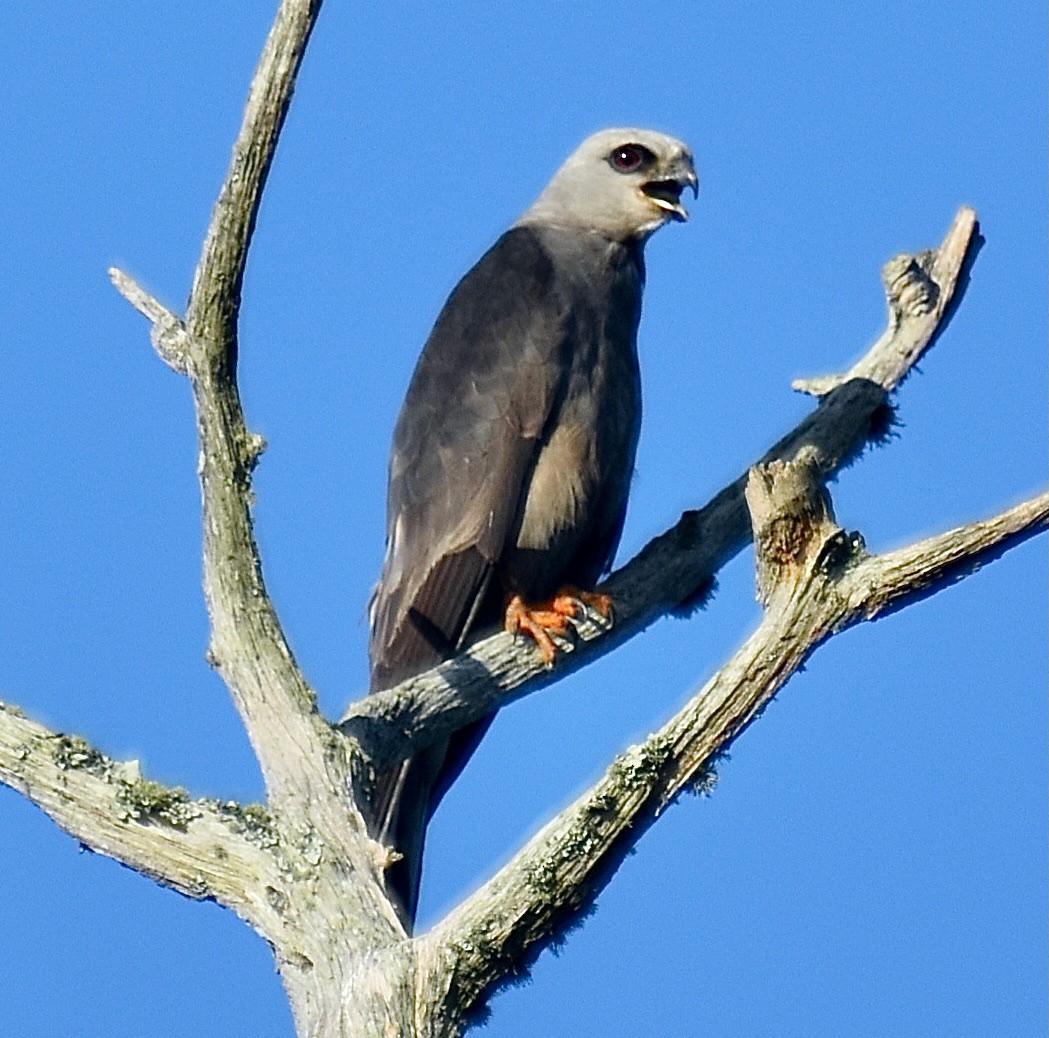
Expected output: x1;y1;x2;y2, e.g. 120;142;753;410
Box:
1;4;1044;1036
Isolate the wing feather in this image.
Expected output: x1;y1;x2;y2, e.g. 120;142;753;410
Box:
368;227;574;922
370;226;571;689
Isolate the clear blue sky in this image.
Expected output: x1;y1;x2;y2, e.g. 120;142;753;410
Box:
1;2;1045;1035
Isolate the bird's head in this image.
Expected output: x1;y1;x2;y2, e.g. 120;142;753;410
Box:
518;128;697;242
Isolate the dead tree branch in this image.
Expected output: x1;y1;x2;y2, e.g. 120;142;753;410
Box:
0;702;284;933
1;0;1037;1032
110;2;416;1018
425;461;1047;1017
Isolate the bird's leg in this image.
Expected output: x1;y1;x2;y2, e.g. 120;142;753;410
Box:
504;588;614;667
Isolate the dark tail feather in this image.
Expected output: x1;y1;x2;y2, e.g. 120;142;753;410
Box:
374;750;445;927
368;550;500;925
372;713;496;929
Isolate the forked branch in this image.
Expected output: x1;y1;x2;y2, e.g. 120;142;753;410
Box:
5;0;1042;1028
426;459;1047;1015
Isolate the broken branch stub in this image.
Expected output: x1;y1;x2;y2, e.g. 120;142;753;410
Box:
745;447;844;605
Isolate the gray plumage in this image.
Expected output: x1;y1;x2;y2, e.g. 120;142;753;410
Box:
369;128;696;925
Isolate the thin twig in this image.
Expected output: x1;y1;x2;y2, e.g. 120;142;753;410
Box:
846;489;1049;618
108;269;190;373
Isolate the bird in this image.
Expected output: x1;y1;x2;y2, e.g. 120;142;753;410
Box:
368;128;697;926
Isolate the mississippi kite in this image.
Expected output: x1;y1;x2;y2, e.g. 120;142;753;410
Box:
369;128;696;924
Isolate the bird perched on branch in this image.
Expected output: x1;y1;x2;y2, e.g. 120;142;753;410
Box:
369;128;696;925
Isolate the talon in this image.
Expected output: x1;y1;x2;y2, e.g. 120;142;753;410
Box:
505;596;565;666
504;587;615;666
555;587;614;622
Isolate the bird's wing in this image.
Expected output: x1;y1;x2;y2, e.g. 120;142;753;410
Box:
367;227;574;922
369;226;572;691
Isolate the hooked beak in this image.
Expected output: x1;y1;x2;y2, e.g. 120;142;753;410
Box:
640;161;699;222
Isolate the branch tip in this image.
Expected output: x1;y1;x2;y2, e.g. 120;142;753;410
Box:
108;267;190;374
791;205;981;399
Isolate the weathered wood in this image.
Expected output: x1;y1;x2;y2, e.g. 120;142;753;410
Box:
0;701;283;931
424;474;1047;1018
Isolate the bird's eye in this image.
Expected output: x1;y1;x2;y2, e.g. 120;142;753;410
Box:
608;144;654;173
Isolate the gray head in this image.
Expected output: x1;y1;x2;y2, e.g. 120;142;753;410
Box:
516;128;697;243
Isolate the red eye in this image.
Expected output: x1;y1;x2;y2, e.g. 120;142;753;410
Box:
609;144;653;173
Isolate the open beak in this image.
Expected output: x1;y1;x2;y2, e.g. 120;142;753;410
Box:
641;163;699;222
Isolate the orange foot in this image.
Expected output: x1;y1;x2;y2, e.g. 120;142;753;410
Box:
504;588;614;667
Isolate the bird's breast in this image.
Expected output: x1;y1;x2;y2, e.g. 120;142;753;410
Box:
515;418;592;551
510;229;644;577
515;339;641;554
